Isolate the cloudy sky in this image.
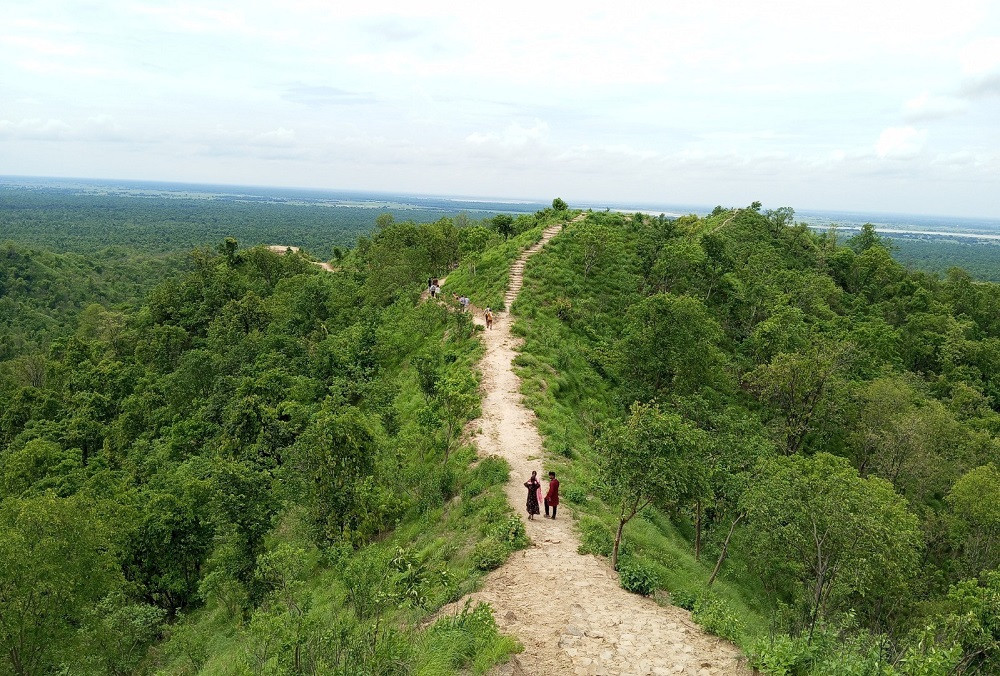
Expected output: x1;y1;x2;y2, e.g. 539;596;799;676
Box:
2;0;999;217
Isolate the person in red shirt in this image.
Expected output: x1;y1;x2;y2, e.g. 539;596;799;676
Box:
544;471;560;519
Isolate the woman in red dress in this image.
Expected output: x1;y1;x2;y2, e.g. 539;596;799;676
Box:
524;471;541;520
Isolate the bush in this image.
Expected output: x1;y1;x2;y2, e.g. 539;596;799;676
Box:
490;515;528;550
577;516;614;557
422;601;520;672
475;495;511;529
462;479;487;501
618;557;658;596
669;587;698;611
692;594;743;643
472;456;510;487
748;633;817;675
563;485;587;504
471;536;509;571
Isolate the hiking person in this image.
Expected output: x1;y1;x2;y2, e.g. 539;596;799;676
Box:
545;471;560;519
485;307;494;329
524;471;541;520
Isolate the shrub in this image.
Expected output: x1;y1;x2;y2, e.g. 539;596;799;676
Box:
692;594;743;643
473;456;510;488
476;495;511;530
490;515;528;550
462;478;486;501
618;557;658;596
423;601;520;672
748;633;817;676
577;516;614;557
471;536;509;571
563;485;587;504
669;587;698;611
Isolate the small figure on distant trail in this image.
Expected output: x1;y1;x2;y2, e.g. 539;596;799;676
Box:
545;471;560;519
524;471;541;520
485;307;494;329
460;296;470;312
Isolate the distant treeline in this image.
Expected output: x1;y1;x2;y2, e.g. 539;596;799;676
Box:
890;236;1000;282
0;187;494;256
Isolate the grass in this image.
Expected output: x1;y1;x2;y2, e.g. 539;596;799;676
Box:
509;213;773;650
443;218;558;312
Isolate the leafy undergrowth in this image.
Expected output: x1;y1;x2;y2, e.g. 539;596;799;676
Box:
152;443;526;674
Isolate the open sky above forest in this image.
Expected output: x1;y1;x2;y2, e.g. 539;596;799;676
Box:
1;0;999;217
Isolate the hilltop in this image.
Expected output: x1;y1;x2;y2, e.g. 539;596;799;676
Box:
3;199;1000;674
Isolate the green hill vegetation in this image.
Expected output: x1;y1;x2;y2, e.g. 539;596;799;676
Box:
4;193;1000;674
0;208;567;674
507;205;1000;672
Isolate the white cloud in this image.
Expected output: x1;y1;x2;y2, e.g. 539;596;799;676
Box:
0;34;84;56
466;121;550;148
903;92;967;121
875;126;927;158
960;37;1000;75
0;118;72;139
252;127;297;146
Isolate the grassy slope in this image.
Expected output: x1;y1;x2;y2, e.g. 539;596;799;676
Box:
443;225;545;312
509;213;772;649
150;301;525;674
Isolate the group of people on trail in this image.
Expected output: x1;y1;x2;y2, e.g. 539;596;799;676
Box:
425;276;495;329
523;471;559;520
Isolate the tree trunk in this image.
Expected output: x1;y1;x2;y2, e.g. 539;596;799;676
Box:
612;518;626;571
708;512;744;587
695;500;702;561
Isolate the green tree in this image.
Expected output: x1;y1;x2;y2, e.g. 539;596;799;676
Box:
492;214;514;240
0;495;120;675
597;403;710;570
290;405;383;546
436;367;479;460
740;453;920;636
744;342;852;455
947;464;1000;577
612;293;727;400
552;197;568;211
849;222;894;253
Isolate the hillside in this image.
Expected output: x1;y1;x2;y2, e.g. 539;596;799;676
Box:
4;200;1000;674
508;206;1000;672
0;208;563;674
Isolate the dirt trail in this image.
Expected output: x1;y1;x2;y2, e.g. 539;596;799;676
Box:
267;245;335;272
447;217;750;675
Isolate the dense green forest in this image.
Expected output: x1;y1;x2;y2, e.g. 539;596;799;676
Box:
0;187;457;256
0;207;561;674
505;205;1000;673
6;191;1000;674
890;237;1000;283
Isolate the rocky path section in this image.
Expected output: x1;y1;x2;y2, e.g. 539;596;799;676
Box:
447;215;749;675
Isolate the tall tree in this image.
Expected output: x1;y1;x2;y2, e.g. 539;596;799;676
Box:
0;495;120;675
597;403;710;570
740;453;920;637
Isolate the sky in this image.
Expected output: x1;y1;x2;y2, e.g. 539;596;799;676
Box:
1;0;999;217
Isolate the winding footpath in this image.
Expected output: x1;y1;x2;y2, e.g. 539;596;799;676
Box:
447;217;750;676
